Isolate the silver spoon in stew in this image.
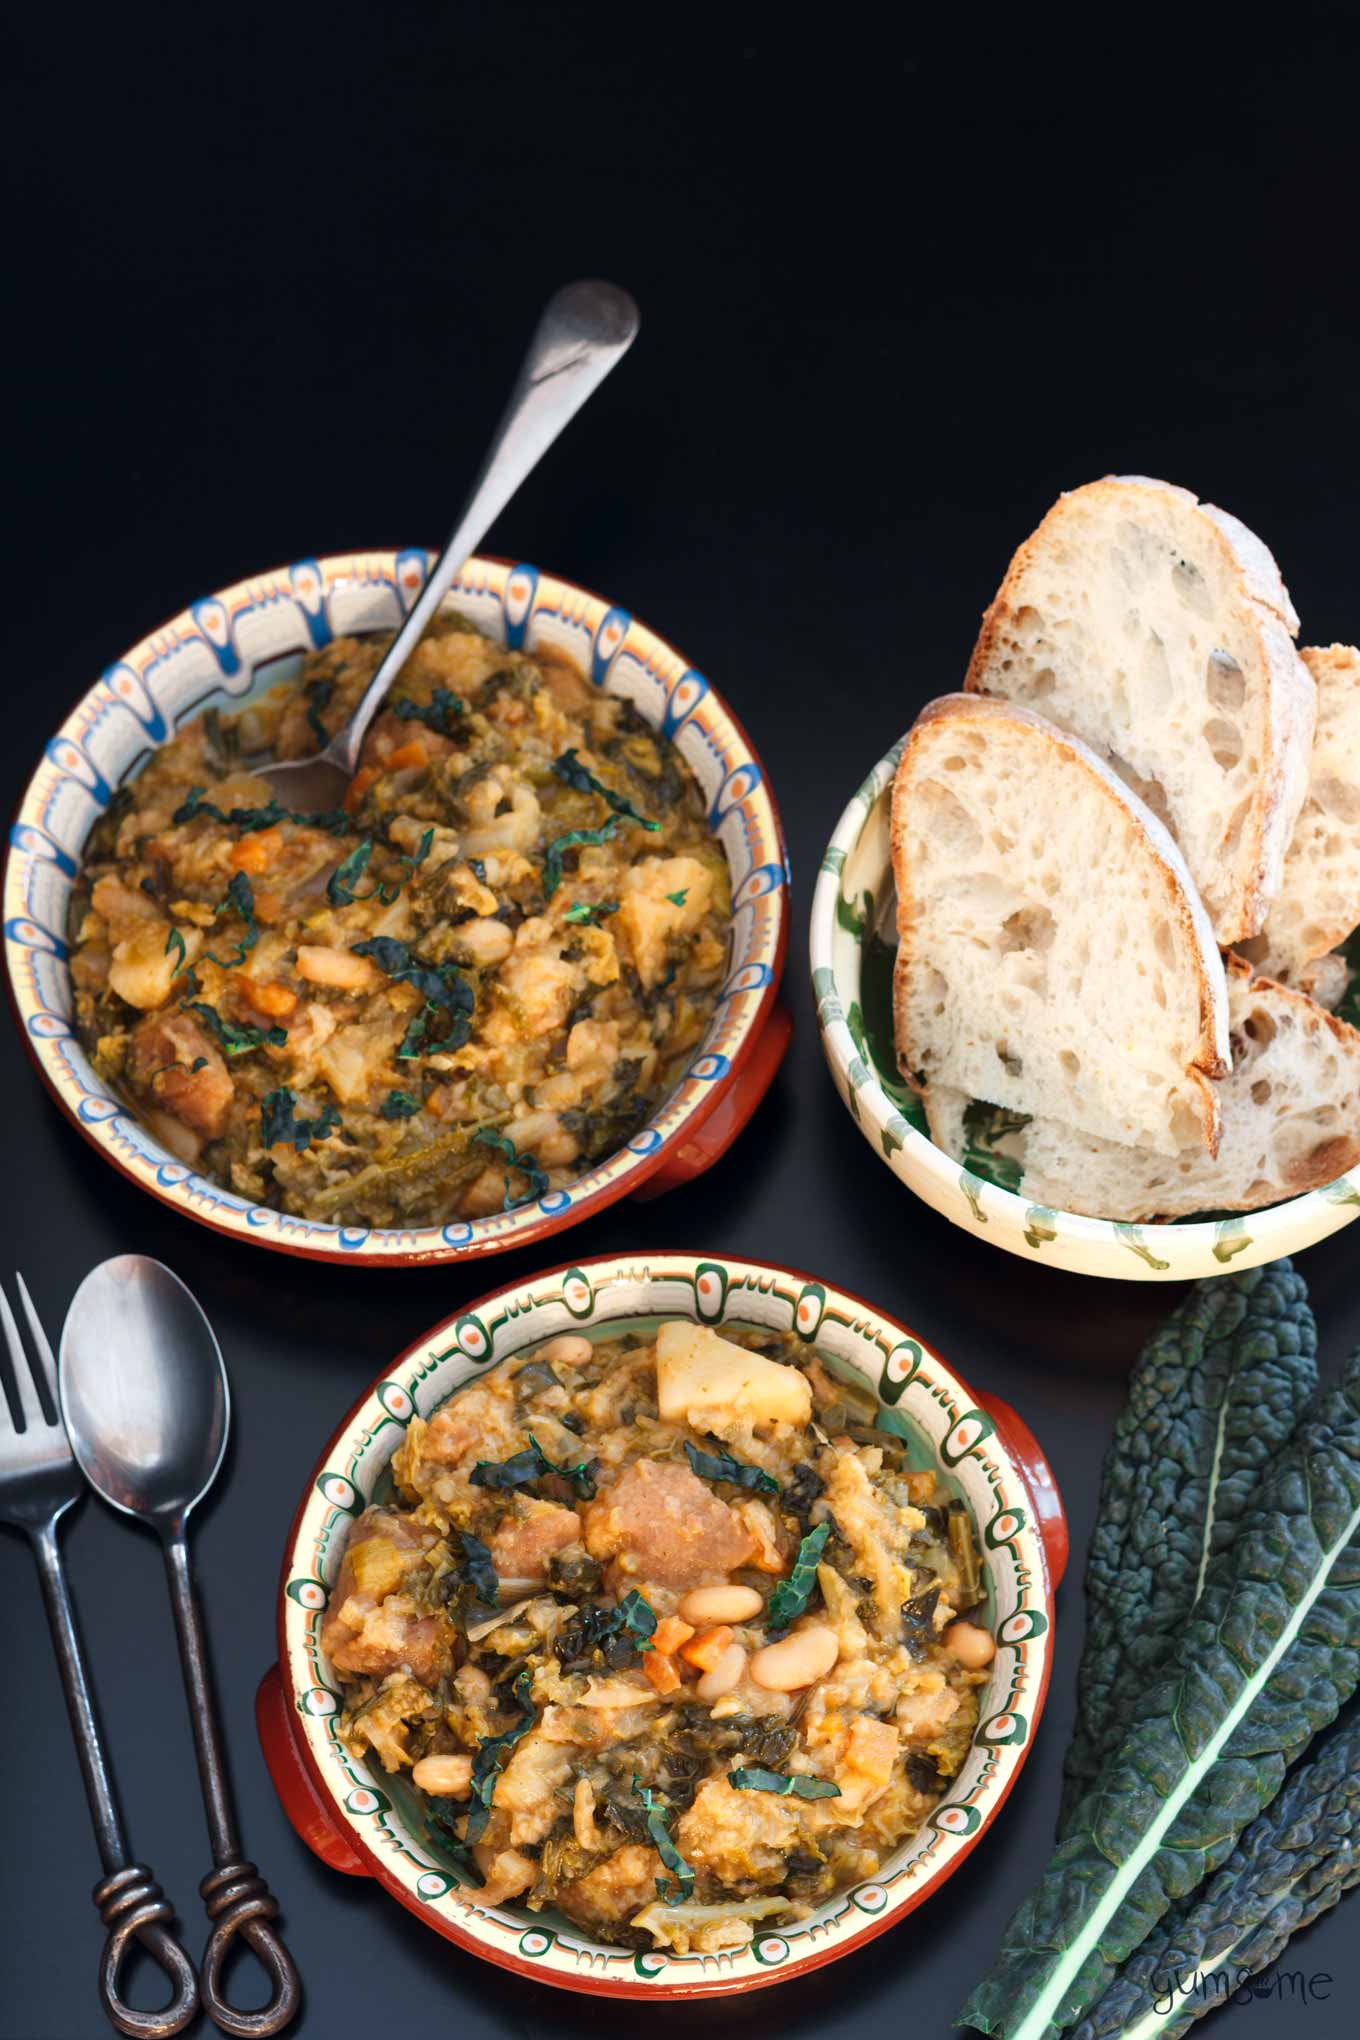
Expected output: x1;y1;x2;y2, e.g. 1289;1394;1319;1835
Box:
61;1256;301;2038
250;277;639;814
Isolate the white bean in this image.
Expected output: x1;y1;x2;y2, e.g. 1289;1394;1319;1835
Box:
749;1625;839;1692
535;1335;593;1367
411;1753;473;1796
943;1620;996;1669
679;1584;764;1626
296;944;377;991
696;1643;747;1702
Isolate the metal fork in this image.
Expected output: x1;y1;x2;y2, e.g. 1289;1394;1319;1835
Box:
0;1275;199;2038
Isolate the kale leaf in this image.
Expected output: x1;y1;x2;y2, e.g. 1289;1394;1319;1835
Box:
634;1782;695;1904
470;1434;599;1500
393;686;464;734
380;1090;422;1120
683;1439;780;1496
260;1088;341;1151
464;1670;535;1843
765;1520;831;1636
1060;1262;1318;1834
958;1338;1360;2040
470;1127;547;1209
186;1002;287;1056
728;1767;840;1800
552;748;660;832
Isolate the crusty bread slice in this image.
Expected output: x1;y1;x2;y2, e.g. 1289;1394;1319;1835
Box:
891;693;1230;1158
1238;645;1360;991
964;476;1316;946
924;961;1360;1220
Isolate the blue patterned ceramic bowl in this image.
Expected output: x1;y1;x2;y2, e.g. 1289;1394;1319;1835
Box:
811;738;1360;1281
4;552;789;1265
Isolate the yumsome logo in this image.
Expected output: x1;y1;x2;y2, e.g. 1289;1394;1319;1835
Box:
1153;1966;1333;2016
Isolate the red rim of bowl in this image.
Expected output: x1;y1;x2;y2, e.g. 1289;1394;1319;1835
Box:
3;556;789;1266
272;1249;1063;1996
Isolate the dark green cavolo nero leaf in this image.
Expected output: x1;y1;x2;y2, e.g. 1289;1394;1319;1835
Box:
1069;1705;1360;2040
173;785;350;834
728;1767;841;1800
540;820;625;898
202;870;260;966
683;1439;780;1496
765;1520;831;1635
380;1090;422;1120
552;747;660;832
185;1002;287;1057
563;898;619;925
470;1127;548;1209
634;1782;695;1903
454;1529;499;1613
464;1670;535;1843
393;686;464;734
327;839;398;907
260;1089;341;1151
470;1433;600;1501
957;1344;1360;2040
1059;1263;1318;1835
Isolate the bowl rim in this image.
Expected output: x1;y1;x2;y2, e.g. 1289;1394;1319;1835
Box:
4;550;789;1266
810;733;1360;1266
272;1247;1062;1998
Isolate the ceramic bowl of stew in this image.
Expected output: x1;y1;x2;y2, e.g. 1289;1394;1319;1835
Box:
257;1249;1067;1999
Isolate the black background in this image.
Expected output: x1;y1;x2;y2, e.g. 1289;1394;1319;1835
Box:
4;11;1360;2037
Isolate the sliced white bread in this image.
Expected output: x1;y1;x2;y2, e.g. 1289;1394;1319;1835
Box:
964;476;1316;946
925;961;1360;1220
1237;644;1360;994
891;693;1230;1159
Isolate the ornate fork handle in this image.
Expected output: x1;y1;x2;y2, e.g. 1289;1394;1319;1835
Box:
30;1524;200;2038
93;1864;200;2039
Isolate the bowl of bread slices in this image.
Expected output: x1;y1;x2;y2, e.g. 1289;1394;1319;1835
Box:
811;475;1360;1279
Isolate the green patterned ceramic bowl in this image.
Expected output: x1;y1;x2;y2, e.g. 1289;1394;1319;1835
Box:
810;739;1360;1281
259;1250;1066;1997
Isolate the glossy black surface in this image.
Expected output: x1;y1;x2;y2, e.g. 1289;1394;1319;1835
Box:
5;16;1360;2038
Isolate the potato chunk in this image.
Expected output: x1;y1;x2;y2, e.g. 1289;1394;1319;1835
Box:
656;1322;812;1428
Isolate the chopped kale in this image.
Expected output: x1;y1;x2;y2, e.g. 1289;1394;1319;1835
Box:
563;899;619;925
728;1767;841;1800
393;686;464;735
260;1088;341;1151
164;927;188;972
186;1002;287;1056
379;1089;422;1120
470;1434;599;1501
304;676;334;746
172;786;350;834
540;820;625;898
203;871;259;966
901;1583;942;1660
684;1439;780;1497
470;1127;548;1209
765;1520;831;1636
664;888;689;907
327;839;398;908
464;1670;535;1844
552;748;660;832
634;1782;695;1904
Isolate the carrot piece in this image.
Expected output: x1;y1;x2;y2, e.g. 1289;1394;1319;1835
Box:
642;1650;681;1695
239;979;298;1019
386;738;428;772
344;765;381;813
679;1624;734;1672
652;1616;696;1655
229;827;282;874
252;889;285;924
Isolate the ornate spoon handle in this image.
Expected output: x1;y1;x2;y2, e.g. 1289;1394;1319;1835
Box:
161;1530;300;2036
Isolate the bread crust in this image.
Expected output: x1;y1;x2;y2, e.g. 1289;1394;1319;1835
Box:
890;692;1231;1155
963;476;1315;946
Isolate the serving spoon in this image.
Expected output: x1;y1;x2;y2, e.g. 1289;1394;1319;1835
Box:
61;1257;300;2038
252;277;639;813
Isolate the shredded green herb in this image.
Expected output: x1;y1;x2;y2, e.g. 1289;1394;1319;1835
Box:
457;1529;500;1611
684;1439;780;1496
616;1589;657;1650
327;839;398;908
542;821;638;898
402;825;435;873
465;1670;536;1844
728;1767;841;1799
563;899;619;925
304;676;334;746
172;786;350;834
379;1090;422;1120
665;888;689;907
260;1088;341;1151
164;927;187;971
470;1434;600;1501
765;1520;832;1636
552;748;659;832
353;938;475;1059
202;871;260;966
393;686;464;735
470;1127;548;1209
186;1002;287;1057
634;1783;695;1904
